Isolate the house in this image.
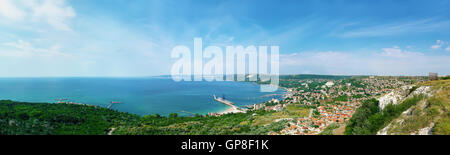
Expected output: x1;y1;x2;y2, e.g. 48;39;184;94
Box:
429;72;438;81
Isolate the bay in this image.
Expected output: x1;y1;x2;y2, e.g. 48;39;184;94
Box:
0;77;285;116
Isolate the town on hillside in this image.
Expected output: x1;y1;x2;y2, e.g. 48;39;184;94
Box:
211;75;429;135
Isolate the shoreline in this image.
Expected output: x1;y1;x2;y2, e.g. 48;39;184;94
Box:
217;105;243;115
1;78;289;117
214;86;290;115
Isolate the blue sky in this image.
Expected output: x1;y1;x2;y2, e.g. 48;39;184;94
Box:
0;0;449;77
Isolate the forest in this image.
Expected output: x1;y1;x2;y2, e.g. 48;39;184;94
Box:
0;100;302;135
0;100;139;135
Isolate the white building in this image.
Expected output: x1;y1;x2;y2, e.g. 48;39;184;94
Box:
325;81;334;87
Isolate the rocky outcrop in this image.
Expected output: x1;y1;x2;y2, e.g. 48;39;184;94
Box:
376;86;434;135
413;123;434;135
411;86;432;97
377;85;413;110
377;85;431;111
377;120;397;135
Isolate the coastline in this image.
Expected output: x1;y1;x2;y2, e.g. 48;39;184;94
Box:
217;105;243;115
214;85;289;115
0;77;289;116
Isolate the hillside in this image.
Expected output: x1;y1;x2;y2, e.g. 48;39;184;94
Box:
1;79;448;135
345;79;449;135
377;79;449;135
0;100;310;135
0;101;139;135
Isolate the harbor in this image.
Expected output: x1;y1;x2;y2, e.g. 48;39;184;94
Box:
210;94;245;116
213;94;235;107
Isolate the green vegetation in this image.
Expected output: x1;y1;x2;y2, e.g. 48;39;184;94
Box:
265;102;279;106
115;105;308;135
352;94;364;99
279;74;350;80
0;100;311;135
117;112;257;135
245;120;290;135
0;100;139;135
341;78;365;88
345;96;424;135
2;77;447;135
435;116;450;135
423;80;450;135
257;74;350;88
344;99;380;135
250;105;309;126
441;76;450;80
345;79;449;135
319;123;341;135
333;95;349;102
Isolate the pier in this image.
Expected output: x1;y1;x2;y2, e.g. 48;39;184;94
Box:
213;94;234;106
213;95;245;114
107;101;123;109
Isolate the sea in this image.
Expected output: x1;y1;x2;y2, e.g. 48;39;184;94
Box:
0;77;285;116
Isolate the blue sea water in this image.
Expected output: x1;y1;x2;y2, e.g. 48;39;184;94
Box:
0;77;285;116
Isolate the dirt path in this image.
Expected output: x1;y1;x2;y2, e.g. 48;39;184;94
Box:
107;128;116;135
333;124;347;135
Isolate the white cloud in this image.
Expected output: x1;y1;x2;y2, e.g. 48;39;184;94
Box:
431;45;442;49
0;0;76;31
28;0;76;31
0;39;82;77
0;0;26;20
337;19;450;38
280;51;368;75
381;47;402;56
381;46;423;58
280;47;449;76
1;39;68;57
430;40;446;50
446;46;450;51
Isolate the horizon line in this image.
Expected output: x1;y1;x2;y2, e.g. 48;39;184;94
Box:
0;73;439;78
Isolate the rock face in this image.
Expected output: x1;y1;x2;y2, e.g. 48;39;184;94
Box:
377;85;432;111
377;122;394;135
411;86;432;97
377;85;413;110
415;123;434;135
376;86;433;135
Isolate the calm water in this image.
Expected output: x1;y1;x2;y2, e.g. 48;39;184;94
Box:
0;77;285;116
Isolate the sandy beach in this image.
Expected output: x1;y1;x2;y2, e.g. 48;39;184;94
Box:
212;87;287;115
217;105;245;115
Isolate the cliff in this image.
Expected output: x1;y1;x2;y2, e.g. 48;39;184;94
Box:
377;80;449;135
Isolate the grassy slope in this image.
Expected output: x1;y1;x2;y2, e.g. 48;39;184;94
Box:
0;100;310;135
0;100;139;135
344;79;449;135
387;79;450;135
419;79;450;134
115;104;310;135
3;80;446;135
252;104;309;126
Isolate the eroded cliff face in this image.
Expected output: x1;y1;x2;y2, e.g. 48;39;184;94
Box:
377;85;414;111
377;85;433;111
377;98;433;135
376;84;442;135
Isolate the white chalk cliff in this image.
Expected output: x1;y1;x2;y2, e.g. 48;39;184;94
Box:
376;85;434;135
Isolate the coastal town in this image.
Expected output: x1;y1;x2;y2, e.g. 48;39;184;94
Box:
209;76;427;135
1;74;447;136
